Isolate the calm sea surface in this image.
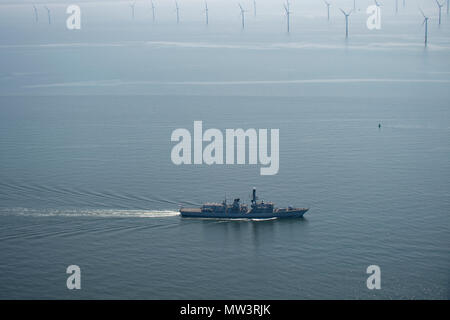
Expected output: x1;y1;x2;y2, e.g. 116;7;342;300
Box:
1;95;449;299
0;1;449;299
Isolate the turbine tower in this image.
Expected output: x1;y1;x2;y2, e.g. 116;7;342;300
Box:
253;0;257;17
353;0;356;11
129;1;136;19
238;4;246;29
175;1;180;24
205;1;209;25
323;0;331;21
151;1;156;22
420;9;429;46
339;8;352;38
44;6;51;24
435;0;444;25
284;2;291;33
33;5;38;23
395;0;398;14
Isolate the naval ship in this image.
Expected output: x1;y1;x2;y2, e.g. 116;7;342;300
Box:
180;188;309;219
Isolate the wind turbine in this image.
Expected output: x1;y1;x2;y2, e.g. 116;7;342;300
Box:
205;1;209;25
129;1;136;19
447;0;449;15
395;0;398;14
253;0;257;17
175;1;180;24
420;9;429;46
151;1;156;22
44;6;51;24
32;5;38;23
323;0;331;21
339;8;352;38
238;4;246;29
284;2;291;33
353;0;356;11
435;0;444;25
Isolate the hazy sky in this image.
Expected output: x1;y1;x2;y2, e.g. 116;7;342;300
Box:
0;0;448;96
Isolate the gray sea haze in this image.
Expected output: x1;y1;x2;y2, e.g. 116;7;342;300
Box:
0;0;449;299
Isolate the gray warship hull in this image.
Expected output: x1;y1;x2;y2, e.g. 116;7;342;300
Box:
180;188;309;219
180;208;309;219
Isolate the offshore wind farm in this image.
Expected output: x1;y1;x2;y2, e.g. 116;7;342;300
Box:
19;0;450;44
339;7;353;38
284;1;291;33
151;0;156;22
239;3;247;29
0;0;449;300
44;5;51;24
420;8;430;45
129;1;136;19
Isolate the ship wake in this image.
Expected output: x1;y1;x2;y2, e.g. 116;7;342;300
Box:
0;207;180;218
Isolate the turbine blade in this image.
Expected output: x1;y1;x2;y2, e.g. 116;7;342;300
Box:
419;8;425;18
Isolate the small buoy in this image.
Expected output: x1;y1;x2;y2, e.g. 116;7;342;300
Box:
378;123;381;128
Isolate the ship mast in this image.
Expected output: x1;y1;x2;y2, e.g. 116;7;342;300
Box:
251;188;256;207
